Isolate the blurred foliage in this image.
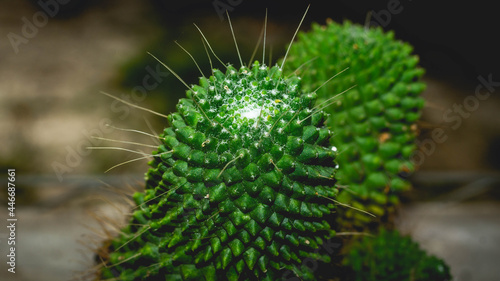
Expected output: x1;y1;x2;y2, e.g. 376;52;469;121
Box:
343;229;452;281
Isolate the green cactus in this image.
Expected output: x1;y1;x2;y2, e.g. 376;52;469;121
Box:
285;20;426;229
98;62;339;281
343;229;452;281
92;16;449;281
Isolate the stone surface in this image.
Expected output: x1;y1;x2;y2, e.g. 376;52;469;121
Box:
397;201;500;281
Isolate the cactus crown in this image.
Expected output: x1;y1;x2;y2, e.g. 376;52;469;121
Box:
179;62;316;147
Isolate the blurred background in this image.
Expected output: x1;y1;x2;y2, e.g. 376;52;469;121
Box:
0;0;499;280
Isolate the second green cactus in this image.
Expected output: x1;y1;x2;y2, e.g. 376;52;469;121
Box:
286;20;426;229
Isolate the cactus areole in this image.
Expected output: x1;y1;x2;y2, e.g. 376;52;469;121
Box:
100;62;339;281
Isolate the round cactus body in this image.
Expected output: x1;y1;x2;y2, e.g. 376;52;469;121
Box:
99;62;339;281
285;20;426;229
